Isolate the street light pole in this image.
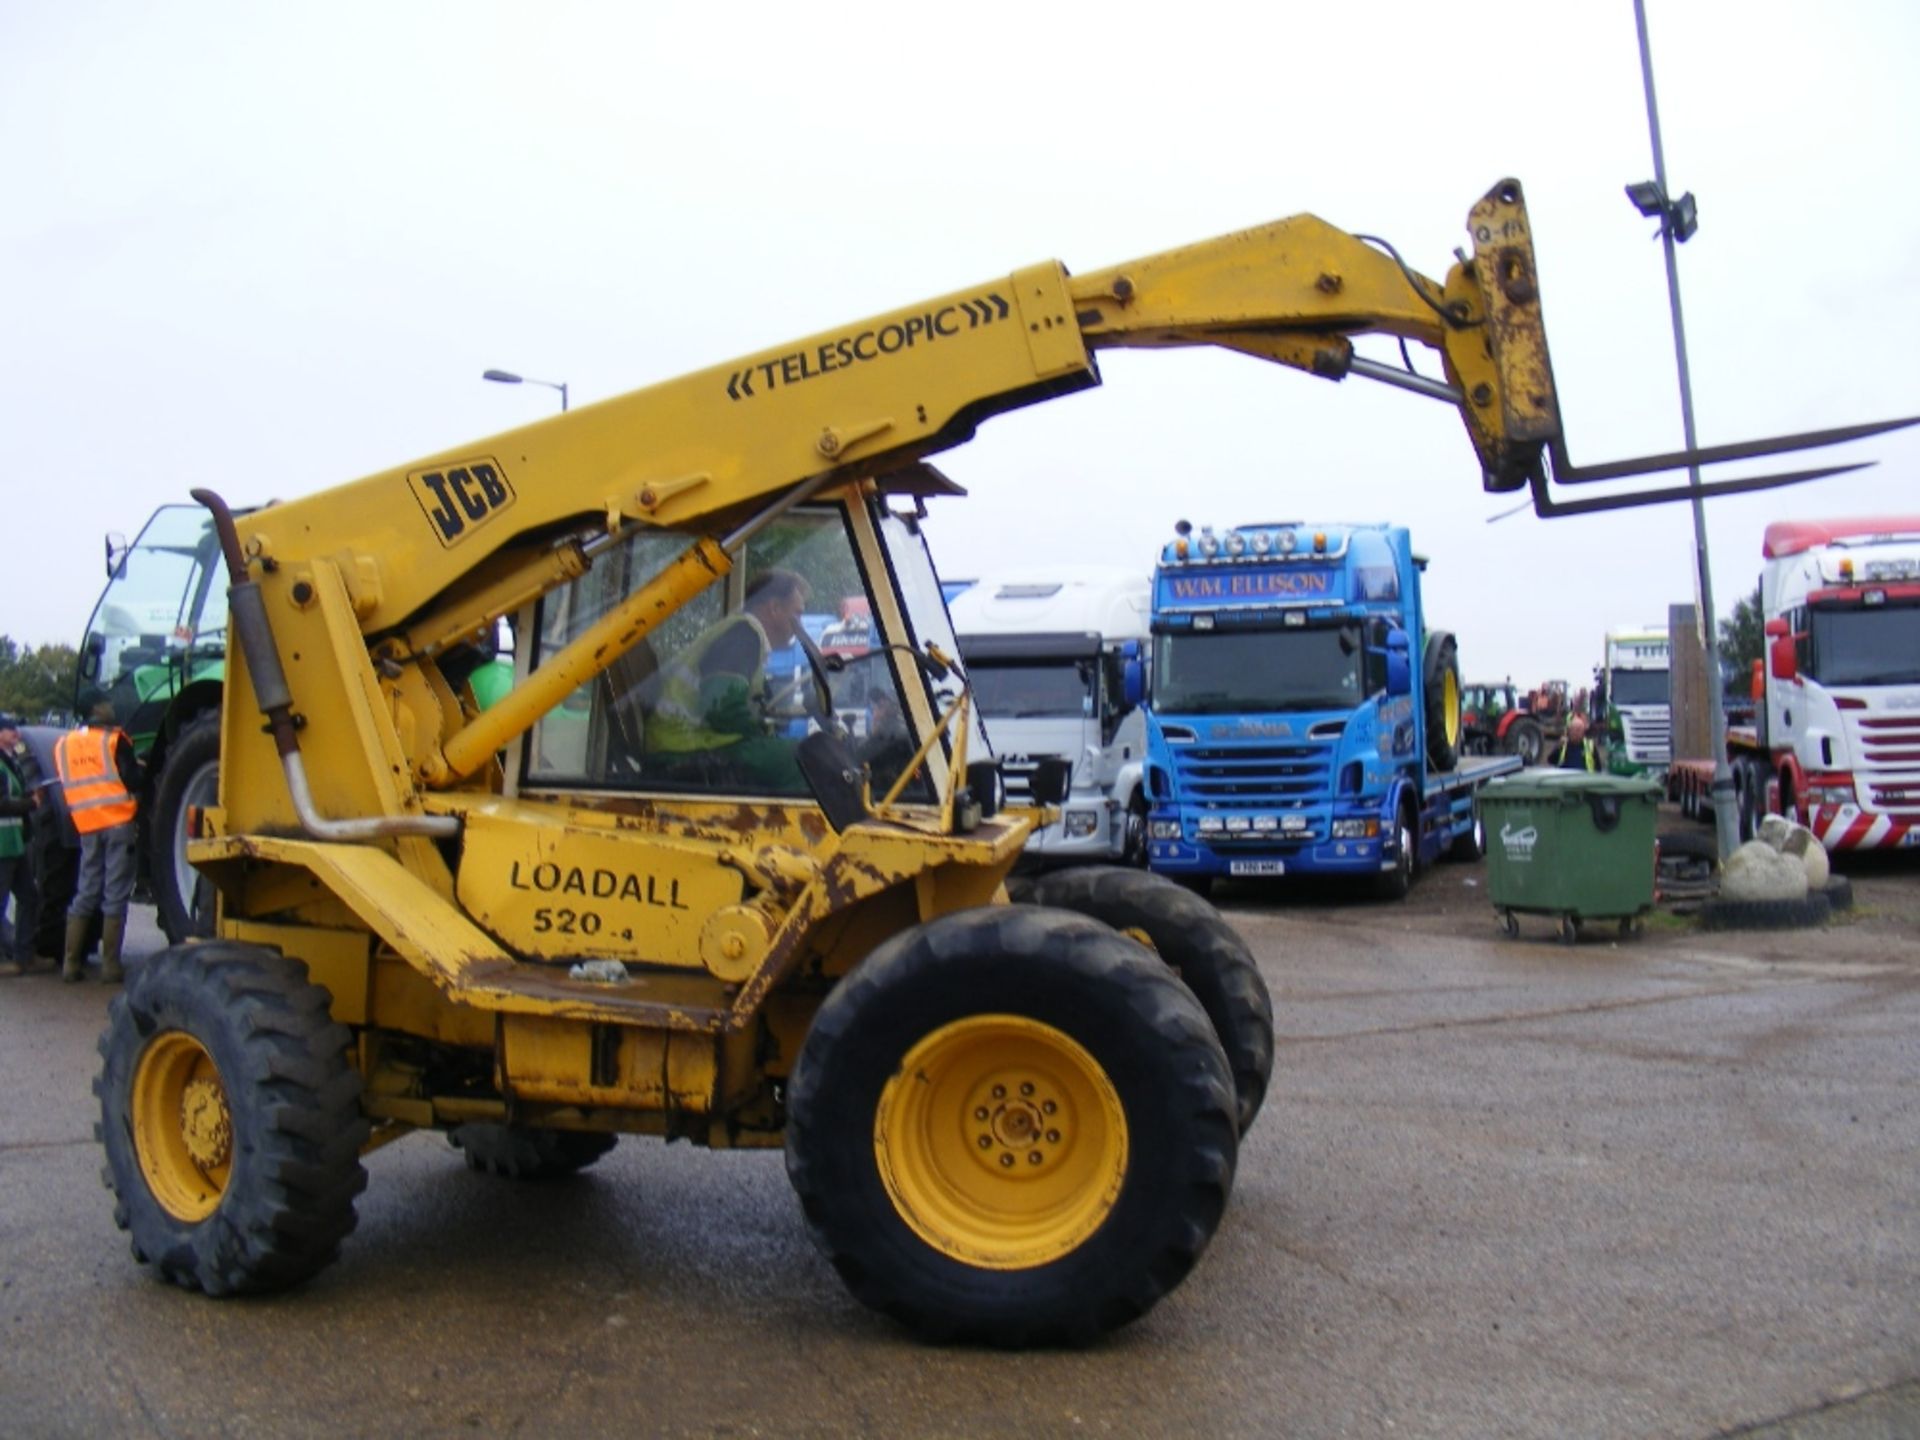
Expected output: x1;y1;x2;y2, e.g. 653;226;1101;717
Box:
482;368;569;412
1630;0;1738;858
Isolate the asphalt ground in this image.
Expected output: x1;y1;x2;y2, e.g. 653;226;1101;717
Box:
1;838;1915;1439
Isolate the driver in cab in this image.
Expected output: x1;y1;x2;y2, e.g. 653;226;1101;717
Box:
645;569;811;790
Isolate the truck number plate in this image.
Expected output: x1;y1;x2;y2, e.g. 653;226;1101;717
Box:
1230;859;1286;876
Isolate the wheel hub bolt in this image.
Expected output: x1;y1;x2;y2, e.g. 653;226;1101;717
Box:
999;1153;1014;1168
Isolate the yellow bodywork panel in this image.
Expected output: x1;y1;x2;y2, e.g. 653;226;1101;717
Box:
499;1015;717;1113
456;801;746;969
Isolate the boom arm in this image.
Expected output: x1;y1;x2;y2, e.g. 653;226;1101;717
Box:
235;182;1554;641
218;178;1912;797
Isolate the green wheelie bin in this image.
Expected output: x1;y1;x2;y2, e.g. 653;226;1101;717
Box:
1479;771;1663;943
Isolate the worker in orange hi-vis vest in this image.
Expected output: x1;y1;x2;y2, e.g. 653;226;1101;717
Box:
52;690;144;984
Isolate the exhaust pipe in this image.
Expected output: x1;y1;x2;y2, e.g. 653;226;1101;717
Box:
193;489;458;842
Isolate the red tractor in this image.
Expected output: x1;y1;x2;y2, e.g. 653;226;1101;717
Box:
1461;680;1566;766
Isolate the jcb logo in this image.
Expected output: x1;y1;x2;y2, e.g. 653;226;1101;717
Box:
408;459;515;546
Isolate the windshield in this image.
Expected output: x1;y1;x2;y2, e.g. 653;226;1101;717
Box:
968;659;1093;720
79;506;227;724
1810;603;1920;685
1152;623;1367;714
525;502;934;801
1610;669;1669;707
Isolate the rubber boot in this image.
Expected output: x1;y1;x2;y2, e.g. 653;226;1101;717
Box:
61;915;90;983
99;916;126;985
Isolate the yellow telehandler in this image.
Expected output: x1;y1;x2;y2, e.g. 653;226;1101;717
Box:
93;180;1899;1343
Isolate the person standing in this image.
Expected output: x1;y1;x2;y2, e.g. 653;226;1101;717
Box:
0;714;42;977
53;692;142;984
1549;713;1601;772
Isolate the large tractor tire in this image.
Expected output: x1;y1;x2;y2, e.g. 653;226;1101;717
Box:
449;1124;618;1179
150;713;221;945
1422;633;1462;772
1022;865;1273;1134
95;942;369;1295
785;906;1238;1346
1506;716;1545;768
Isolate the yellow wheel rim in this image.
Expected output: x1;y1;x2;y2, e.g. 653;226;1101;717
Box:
131;1030;232;1222
875;1015;1127;1270
1442;667;1461;747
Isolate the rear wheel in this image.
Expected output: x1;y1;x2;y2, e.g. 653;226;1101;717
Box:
1024;866;1274;1134
1447;808;1487;862
1507;717;1544;767
150;713;221;944
449;1124;617;1179
785;906;1237;1345
95;943;368;1295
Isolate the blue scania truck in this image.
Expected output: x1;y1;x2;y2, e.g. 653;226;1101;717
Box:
1142;520;1519;898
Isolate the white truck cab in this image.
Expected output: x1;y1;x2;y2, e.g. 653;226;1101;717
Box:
950;566;1151;866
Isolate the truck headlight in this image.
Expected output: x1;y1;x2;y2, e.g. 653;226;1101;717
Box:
1197;815;1225;834
1331;819;1379;839
1809;782;1855;808
1064;810;1099;838
1150;820;1183;840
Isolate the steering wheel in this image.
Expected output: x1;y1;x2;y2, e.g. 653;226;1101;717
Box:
793;627;843;735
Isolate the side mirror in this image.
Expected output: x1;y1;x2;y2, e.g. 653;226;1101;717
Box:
1749;658;1764;700
1769;633;1798;682
1384;627;1412;697
79;631;105;681
104;532;130;580
1121;640;1144;709
1027;756;1072;806
1763;617;1789;638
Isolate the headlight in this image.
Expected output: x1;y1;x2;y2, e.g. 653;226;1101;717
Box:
1197;816;1225;834
1251;815;1279;832
1063;810;1100;838
1809;783;1855;808
1150;820;1183;840
1331;819;1379;839
1225;816;1251;833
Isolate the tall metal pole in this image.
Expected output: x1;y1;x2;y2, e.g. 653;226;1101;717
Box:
1634;0;1738;857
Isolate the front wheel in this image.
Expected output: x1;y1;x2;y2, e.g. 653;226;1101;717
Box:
94;943;369;1295
1024;866;1273;1134
1120;793;1150;869
150;713;221;944
785;906;1238;1346
1372;800;1417;901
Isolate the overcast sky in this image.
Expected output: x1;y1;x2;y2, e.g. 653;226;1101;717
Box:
6;1;1916;688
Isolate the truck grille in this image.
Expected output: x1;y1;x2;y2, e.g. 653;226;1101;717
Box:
1167;740;1330;840
1851;714;1920;812
1621;711;1671;764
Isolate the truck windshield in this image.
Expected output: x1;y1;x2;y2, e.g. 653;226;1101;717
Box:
967;659;1092;719
1152;623;1365;714
1610;669;1669;706
1810;603;1920;685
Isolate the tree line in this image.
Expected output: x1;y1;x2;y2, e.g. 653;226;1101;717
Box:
0;636;79;722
